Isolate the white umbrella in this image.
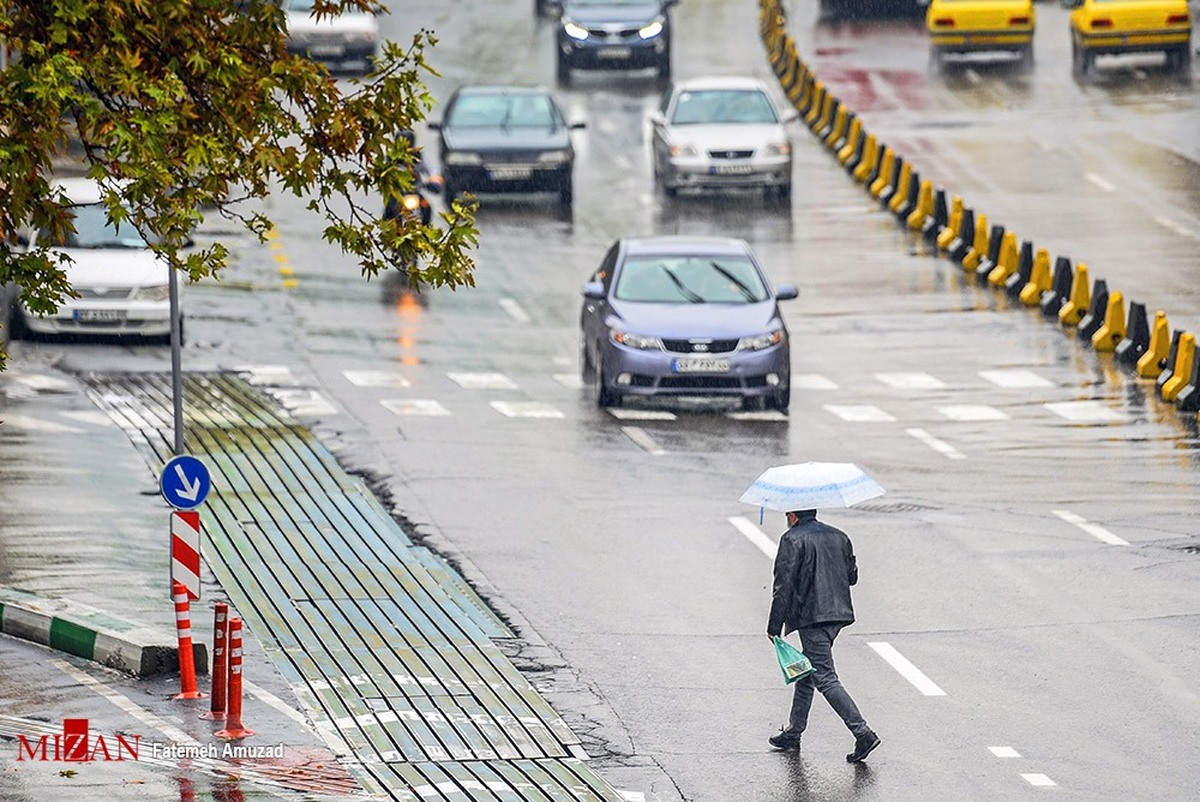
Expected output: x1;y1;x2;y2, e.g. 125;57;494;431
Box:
739;462;885;512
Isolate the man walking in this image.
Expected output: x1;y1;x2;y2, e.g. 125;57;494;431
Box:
766;509;880;762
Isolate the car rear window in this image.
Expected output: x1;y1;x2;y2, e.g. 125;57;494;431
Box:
615;256;769;303
670;90;779;125
447;94;561;129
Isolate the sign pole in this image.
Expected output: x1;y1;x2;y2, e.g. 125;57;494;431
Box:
169;267;184;456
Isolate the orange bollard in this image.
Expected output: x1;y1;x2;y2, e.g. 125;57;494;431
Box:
172;581;207;700
215;617;255;740
199;602;228;721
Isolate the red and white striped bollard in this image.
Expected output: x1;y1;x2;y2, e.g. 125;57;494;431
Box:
172;580;207;700
214;617;254;739
199;602;228;720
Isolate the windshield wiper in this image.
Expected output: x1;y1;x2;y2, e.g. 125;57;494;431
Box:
659;265;705;303
708;261;759;302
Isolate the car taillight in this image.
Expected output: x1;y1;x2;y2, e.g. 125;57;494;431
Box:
934;17;955;27
1166;13;1189;24
1090;18;1113;29
1008;15;1030;25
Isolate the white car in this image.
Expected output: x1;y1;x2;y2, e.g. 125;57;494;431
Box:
284;0;379;70
650;76;796;201
11;177;174;341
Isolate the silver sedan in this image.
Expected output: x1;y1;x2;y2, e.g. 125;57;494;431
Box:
650;76;796;201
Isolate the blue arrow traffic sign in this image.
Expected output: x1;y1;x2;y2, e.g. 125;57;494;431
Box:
160;455;211;510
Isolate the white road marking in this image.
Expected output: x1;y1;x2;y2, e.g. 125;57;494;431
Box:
979;369;1053;388
622;425;666;455
1022;774;1057;787
793;373;839;390
52;660;197;745
9;373;75;391
1085;172;1116;192
235;364;299;386
1044;400;1123;422
866;642;947;696
619;792;647;802
268;389;339;416
876;371;946;390
824;405;896;422
554;373;585;389
490;401;564;419
343;370;411;388
447;372;518;390
726;410;788;422
1154;215;1199;239
608;408;677;420
381;399;451;416
1053;509;1129;546
907;428;966;459
0;414;84;434
728;516;778;559
498;297;531;322
989;746;1022;758
936;404;1008;421
243;678;315;731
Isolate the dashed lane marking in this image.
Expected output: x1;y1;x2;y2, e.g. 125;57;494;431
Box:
1044;400;1124;422
619;792;647;801
343;370;411;388
793;373;839;390
867;642;947;696
490;401;564;419
52;660;196;745
268;389;339;416
1022;774;1057;787
622;425;666;455
498;298;531;322
447;372;518;390
936;404;1008;421
907;428;966;459
989;746;1022;758
979;369;1053;388
381;399;451;416
554;373;585;389
825;405;896;422
1084;172;1116;192
235;364;300;386
608;408;677;420
876;371;947;390
726;410;788;422
728;516;777;559
1053;509;1129;546
1154;215;1199;240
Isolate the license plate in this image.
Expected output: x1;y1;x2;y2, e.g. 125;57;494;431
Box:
710;164;754;175
488;167;533;181
967;35;999;44
74;309;126;324
672;357;731;373
597;46;632;59
310;45;345;57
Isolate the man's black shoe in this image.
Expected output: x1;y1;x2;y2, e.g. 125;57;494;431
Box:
846;730;880;763
769;730;801;751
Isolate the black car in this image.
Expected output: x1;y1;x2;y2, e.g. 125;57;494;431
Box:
429;86;584;208
554;0;677;83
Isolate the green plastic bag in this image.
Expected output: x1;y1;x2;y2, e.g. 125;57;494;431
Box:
773;636;815;685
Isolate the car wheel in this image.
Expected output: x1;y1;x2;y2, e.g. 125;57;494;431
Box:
558;175;574;207
767;385;790;412
595;355;620;408
1169;45;1191;74
740;396;764;412
656;56;671;82
1018;45;1034;72
580;337;596;383
5;306;26;342
768;183;792;204
556;53;571;84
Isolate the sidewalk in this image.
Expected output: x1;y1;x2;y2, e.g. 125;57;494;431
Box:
1;360;625;800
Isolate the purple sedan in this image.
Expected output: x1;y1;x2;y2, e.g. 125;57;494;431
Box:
579;236;798;411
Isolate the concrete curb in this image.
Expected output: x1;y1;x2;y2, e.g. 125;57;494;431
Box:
0;586;206;677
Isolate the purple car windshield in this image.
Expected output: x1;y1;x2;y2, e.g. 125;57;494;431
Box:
615;256;768;304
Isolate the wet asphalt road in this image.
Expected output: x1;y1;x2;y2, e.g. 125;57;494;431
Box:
5;0;1200;800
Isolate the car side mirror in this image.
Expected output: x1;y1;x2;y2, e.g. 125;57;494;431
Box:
582;281;605;299
426;121;442;131
649;111;667;126
776;284;799;301
781;109;799;124
570;120;587;130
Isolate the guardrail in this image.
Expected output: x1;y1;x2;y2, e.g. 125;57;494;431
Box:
758;0;1200;418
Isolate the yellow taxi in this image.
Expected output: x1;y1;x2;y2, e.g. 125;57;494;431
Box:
1065;0;1192;75
926;0;1036;70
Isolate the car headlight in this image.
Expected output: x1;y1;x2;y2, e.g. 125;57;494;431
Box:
538;150;572;164
765;141;791;156
445;151;482;165
639;19;665;39
133;284;170;302
563;21;590;40
739;329;784;351
610;329;661;350
670;143;699;157
402;194;422;211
